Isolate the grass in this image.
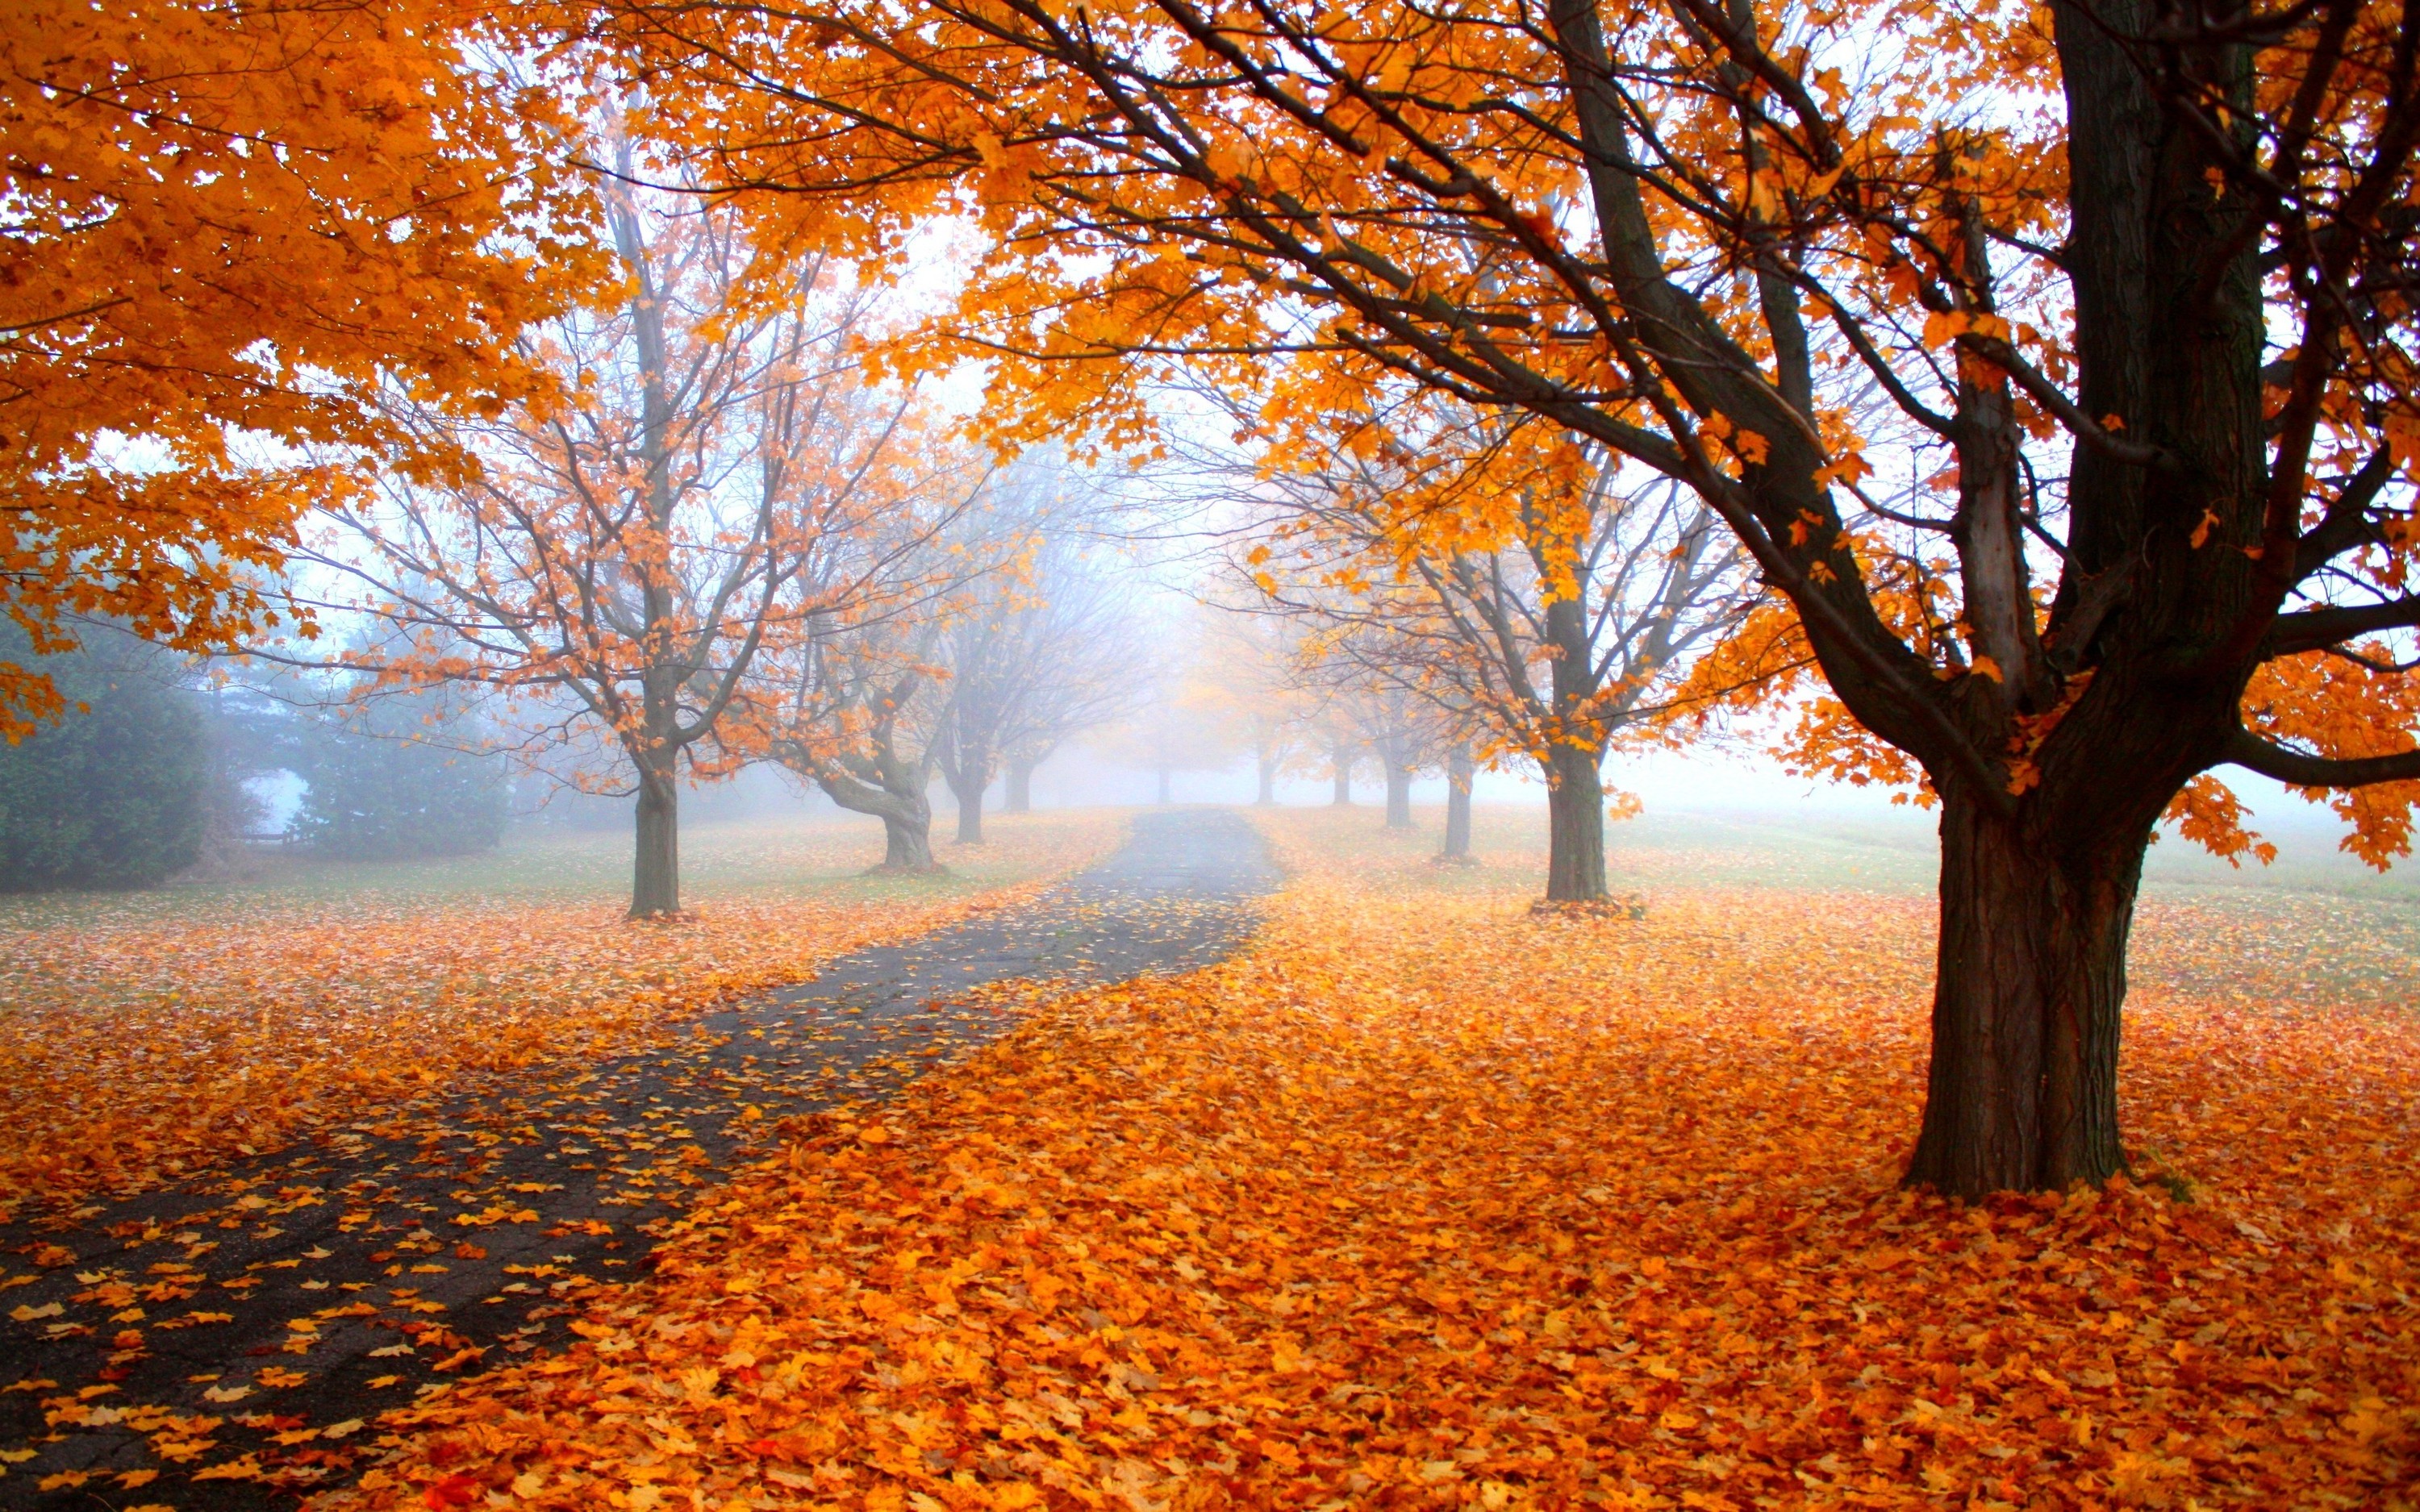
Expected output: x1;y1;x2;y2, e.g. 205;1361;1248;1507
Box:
1279;799;2420;1011
0;805;1118;926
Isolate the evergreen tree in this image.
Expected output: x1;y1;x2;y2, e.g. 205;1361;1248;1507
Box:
0;630;207;890
288;693;507;861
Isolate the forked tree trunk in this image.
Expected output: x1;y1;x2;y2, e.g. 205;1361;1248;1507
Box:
1383;762;1414;828
1441;745;1473;860
1255;747;1279;806
1541;744;1606;902
1004;758;1035;813
882;810;938;871
1905;789;2139;1196
630;764;681;918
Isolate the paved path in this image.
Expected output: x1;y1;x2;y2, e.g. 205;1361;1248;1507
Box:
0;810;1277;1507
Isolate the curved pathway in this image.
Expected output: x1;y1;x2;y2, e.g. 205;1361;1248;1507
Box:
0;810;1276;1508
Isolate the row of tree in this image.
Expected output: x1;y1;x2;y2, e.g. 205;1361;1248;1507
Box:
11;0;2417;1198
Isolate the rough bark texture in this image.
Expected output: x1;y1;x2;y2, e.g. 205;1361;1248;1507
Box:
881;810;938;871
1004;758;1035;813
1905;789;2141;1192
1383;762;1414;828
629;764;681;918
1541;746;1606;902
1441;746;1474;860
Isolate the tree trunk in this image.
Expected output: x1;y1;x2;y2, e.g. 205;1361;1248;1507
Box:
882;810;937;870
952;768;987;843
1441;745;1473;860
630;764;680;918
1905;790;2140;1198
1004;757;1035;813
1541;744;1606;901
1255;746;1278;806
1383;761;1414;828
1330;741;1353;806
1156;765;1173;805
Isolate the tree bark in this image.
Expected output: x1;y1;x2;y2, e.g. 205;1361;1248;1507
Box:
882;810;938;870
1904;789;2141;1198
1541;744;1606;901
1004;756;1035;813
1330;740;1353;805
630;763;681;918
1441;745;1474;860
1255;745;1278;806
950;764;987;843
1383;760;1414;828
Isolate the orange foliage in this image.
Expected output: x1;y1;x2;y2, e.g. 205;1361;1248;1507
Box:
324;815;2419;1509
0;0;600;728
0;815;1121;1217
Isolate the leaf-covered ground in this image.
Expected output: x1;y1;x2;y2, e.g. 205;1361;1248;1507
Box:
302;806;2419;1510
0;810;1125;1218
0;810;1269;1508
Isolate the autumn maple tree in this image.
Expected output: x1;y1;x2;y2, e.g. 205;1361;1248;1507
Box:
309;174;924;916
1238;403;1749;898
589;0;2420;1193
0;0;599;734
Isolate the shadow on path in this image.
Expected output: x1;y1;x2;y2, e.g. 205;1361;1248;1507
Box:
0;810;1276;1507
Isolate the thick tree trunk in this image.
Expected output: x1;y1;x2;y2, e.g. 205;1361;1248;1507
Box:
1255;747;1278;806
1541;745;1606;902
1330;741;1353;806
1004;757;1035;813
1383;761;1414;828
630;764;680;918
1905;790;2142;1198
1441;745;1474;860
882;810;937;870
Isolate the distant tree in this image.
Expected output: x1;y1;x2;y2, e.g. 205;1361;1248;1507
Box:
0;630;206;890
1246;412;1749;899
287;691;510;861
308;170;917;917
749;464;993;871
1188;607;1312;807
935;493;1142;837
765;622;953;871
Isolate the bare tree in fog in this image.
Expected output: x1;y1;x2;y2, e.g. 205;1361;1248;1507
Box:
932;463;1145;839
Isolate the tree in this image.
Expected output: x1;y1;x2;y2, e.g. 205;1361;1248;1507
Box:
0;627;206;889
931;462;1143;838
286;689;511;861
748;457;995;870
1;0;600;731
767;623;954;871
1245;408;1748;897
309;177;912;916
1189;606;1313;806
608;0;2420;1193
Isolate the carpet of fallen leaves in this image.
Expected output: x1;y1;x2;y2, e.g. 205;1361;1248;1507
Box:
312;807;2420;1510
0;812;1124;1217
